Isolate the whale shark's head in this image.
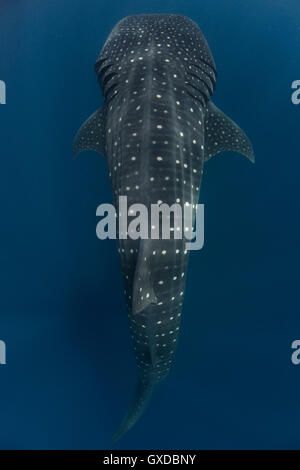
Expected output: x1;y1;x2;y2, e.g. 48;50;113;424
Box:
95;14;217;107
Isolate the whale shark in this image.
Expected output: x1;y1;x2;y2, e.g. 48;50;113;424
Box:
73;14;254;441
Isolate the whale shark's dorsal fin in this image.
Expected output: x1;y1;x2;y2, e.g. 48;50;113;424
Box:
132;241;158;315
132;276;157;316
72;106;107;158
204;101;255;163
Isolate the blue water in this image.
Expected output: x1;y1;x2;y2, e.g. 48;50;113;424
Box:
0;0;300;450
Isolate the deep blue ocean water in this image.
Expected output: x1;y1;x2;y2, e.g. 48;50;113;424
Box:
0;0;299;449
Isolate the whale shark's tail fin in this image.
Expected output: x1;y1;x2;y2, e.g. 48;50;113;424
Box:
112;379;155;443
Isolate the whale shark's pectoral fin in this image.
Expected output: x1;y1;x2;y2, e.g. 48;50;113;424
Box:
204;101;255;163
72;106;107;158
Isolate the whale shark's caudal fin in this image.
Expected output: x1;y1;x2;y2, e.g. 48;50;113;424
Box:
72;106;107;158
204;101;255;163
112;379;155;443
